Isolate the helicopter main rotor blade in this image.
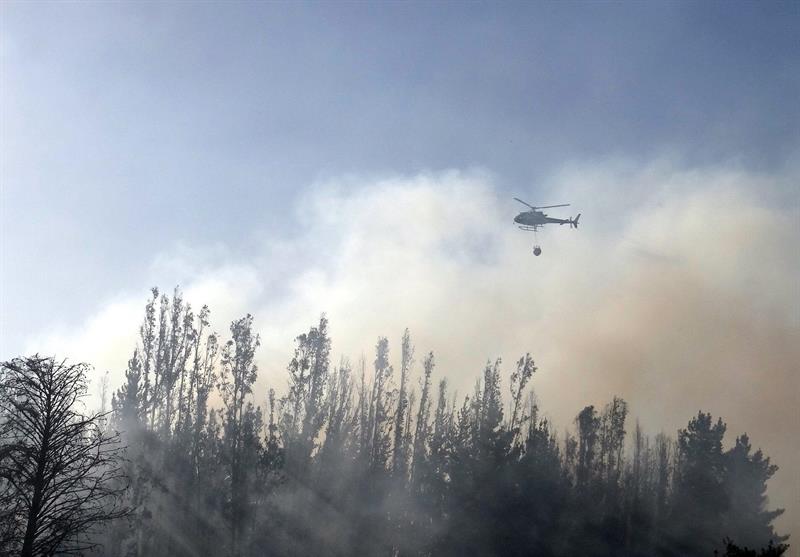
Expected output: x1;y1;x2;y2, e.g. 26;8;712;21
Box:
513;197;536;210
534;204;570;209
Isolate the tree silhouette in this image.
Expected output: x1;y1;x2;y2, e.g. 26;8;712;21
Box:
669;412;729;555
0;356;127;556
12;288;784;557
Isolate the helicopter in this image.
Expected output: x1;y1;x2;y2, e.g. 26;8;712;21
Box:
513;197;580;256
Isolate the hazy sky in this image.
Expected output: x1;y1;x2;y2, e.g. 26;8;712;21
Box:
1;1;799;542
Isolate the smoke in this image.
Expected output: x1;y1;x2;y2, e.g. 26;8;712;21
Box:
23;160;800;539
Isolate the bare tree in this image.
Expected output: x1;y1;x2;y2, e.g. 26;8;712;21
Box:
0;355;127;556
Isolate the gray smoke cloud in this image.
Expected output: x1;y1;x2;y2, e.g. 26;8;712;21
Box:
25;160;800;541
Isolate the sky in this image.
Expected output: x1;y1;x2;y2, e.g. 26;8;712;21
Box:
1;1;799;543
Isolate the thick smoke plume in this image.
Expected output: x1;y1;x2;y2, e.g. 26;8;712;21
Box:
26;161;800;538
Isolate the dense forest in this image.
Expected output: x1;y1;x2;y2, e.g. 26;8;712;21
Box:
0;287;789;556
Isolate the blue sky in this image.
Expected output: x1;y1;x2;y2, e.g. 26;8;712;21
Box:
2;1;799;539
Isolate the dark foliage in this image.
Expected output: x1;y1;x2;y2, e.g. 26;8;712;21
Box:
2;288;789;556
719;538;790;557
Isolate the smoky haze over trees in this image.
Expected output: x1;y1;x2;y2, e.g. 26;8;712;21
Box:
0;288;789;556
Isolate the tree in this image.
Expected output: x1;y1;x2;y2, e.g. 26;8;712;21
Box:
509;353;536;438
218;315;260;557
368;337;394;471
719;538;789;557
281;315;331;471
575;405;600;493
669;412;729;556
0;356;127;556
410;352;434;488
393;329;414;479
722;434;787;550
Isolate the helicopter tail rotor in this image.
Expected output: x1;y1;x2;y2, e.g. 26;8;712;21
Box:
570;213;581;229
